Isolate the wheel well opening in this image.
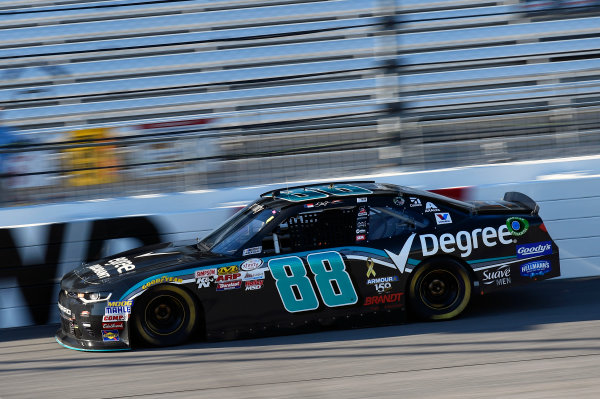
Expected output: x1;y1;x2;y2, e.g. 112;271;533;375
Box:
404;255;475;293
404;255;475;321
130;284;206;344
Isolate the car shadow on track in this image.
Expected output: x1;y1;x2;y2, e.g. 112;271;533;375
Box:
184;276;600;350
2;277;598;348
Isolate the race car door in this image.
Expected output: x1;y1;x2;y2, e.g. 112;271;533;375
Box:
256;197;420;330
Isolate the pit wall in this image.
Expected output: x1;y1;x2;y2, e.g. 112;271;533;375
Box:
1;155;598;328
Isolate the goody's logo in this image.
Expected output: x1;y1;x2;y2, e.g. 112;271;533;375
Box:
516;241;552;259
520;260;551;277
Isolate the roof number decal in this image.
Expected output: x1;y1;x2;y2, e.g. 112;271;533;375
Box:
275;184;372;202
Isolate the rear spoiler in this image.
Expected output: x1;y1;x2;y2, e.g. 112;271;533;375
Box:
503;192;539;215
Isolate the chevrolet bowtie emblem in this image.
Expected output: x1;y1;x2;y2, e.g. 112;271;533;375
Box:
366;258;376;278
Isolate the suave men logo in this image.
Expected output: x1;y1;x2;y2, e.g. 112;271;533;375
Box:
420;225;513;258
482;264;511;286
516;241;552;259
520;260;551;277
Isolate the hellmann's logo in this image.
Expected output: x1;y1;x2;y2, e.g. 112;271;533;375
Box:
420;225;513;257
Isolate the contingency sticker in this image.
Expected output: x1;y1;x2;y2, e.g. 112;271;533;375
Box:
245;280;264;291
240;258;263;271
434;213;452;225
102;329;119;342
243;246;262;256
425;202;440;212
217;281;241;291
242;269;265;281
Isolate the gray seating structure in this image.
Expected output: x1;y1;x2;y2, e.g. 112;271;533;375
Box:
1;0;600;204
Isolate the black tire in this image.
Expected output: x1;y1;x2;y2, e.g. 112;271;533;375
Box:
408;258;472;321
132;285;198;347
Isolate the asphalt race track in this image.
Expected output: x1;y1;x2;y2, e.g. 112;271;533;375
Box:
1;277;599;399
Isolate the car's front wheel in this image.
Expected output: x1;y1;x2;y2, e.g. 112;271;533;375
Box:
132;285;198;347
408;258;472;321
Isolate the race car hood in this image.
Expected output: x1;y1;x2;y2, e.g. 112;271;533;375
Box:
71;241;224;285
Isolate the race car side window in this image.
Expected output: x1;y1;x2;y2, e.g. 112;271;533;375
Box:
368;206;429;241
273;206;357;253
208;208;276;255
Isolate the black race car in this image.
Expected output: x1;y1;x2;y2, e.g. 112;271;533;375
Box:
56;181;560;351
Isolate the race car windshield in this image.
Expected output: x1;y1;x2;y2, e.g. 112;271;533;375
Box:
199;204;275;255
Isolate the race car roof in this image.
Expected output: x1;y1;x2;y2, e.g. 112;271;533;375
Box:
259;181;475;211
260;181;390;198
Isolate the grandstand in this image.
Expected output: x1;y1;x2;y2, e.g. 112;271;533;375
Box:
1;0;600;205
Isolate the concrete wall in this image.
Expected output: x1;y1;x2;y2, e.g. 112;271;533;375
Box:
1;155;598;328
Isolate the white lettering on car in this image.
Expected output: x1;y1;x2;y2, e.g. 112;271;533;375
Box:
483;265;510;282
420;225;512;258
482;227;497;247
106;257;135;274
88;264;110;279
439;233;455;253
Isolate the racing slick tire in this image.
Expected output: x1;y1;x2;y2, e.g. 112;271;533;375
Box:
408;258;472;321
132;285;198;347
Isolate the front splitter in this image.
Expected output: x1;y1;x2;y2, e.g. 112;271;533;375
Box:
55;329;130;352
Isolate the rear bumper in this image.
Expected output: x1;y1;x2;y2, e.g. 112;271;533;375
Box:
476;244;560;294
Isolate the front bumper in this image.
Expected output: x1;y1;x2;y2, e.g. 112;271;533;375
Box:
56;289;131;352
55;328;130;351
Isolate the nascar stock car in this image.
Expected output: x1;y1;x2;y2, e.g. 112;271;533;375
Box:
56;181;560;351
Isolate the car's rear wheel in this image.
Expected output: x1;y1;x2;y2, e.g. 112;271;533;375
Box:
408;258;471;321
132;285;198;347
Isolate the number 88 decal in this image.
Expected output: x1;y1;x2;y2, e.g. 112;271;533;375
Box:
268;251;358;313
